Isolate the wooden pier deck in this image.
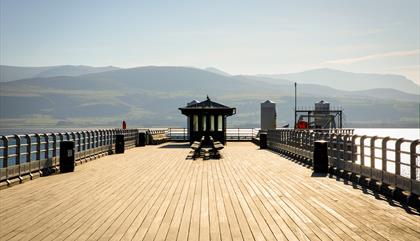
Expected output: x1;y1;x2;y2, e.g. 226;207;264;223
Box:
1;142;419;241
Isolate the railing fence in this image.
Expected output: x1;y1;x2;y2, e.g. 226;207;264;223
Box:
267;129;420;196
166;127;260;141
0;129;138;184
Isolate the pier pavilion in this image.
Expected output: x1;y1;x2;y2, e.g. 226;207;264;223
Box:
179;96;236;145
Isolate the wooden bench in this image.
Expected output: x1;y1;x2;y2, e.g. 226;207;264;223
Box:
190;136;205;159
148;130;169;145
209;136;224;158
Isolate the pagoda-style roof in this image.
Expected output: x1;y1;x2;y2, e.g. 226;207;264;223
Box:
179;96;236;116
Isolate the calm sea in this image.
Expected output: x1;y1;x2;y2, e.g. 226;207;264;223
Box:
353;128;419;140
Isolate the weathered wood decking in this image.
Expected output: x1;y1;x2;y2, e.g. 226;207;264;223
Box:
0;142;419;241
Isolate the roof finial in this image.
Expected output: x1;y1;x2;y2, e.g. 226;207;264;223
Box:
207;95;210;101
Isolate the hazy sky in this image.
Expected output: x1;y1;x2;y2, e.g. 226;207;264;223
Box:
1;0;419;84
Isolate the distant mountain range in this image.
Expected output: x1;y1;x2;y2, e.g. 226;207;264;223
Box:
0;65;418;128
258;68;419;95
0;65;119;82
204;67;231;76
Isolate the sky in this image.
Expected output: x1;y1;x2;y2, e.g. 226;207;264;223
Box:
1;0;419;84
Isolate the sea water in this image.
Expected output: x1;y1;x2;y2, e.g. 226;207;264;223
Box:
354;128;419;140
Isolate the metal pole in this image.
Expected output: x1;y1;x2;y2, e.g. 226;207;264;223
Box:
294;82;297;129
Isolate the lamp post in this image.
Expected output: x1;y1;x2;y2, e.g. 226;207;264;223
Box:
294;82;297;129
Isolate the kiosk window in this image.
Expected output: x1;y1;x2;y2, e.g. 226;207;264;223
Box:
202;115;207;131
193;115;198;131
210;115;215;131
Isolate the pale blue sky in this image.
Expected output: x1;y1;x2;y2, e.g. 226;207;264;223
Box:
1;0;419;83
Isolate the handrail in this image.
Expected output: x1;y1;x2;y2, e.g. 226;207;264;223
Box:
266;129;420;196
166;127;261;141
0;128;139;183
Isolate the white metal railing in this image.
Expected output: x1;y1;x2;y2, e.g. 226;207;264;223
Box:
267;129;420;195
167;128;260;141
0;129;138;183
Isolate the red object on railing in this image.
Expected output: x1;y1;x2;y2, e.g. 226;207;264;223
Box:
122;121;126;129
296;120;308;129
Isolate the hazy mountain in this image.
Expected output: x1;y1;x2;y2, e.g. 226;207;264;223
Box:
0;65;119;82
259;68;419;95
5;66;278;93
238;75;292;85
204;67;231;76
0;66;418;128
350;88;419;102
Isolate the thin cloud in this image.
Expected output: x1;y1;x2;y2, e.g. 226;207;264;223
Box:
323;49;420;65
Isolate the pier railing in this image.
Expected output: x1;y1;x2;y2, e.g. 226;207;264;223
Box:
0;129;138;184
267;129;420;195
167;128;260;141
0;127;261;184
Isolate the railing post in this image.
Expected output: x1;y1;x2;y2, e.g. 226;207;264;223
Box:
395;138;404;176
103;130;106;146
351;135;358;174
381;137;390;174
52;133;57;168
410;140;419;181
35;133;41;175
58;133;63;166
107;130;111;149
44;133;49;168
100;130;104;147
238;128;240;141
95;130;99;148
89;131;93;149
370;136;377;169
2;136;9;183
76;132;81;152
343;134;350;161
25;134;32;179
14;135;22;182
88;130;92;150
360;135;367;166
336;134;342;168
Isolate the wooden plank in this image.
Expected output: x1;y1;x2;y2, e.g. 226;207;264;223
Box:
150;157;196;241
163;163;198;241
31;149;177;241
175;161;200;241
199;162;210;241
211;162;238;241
215;161;255;241
187;160;202;241
207;162;221;241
